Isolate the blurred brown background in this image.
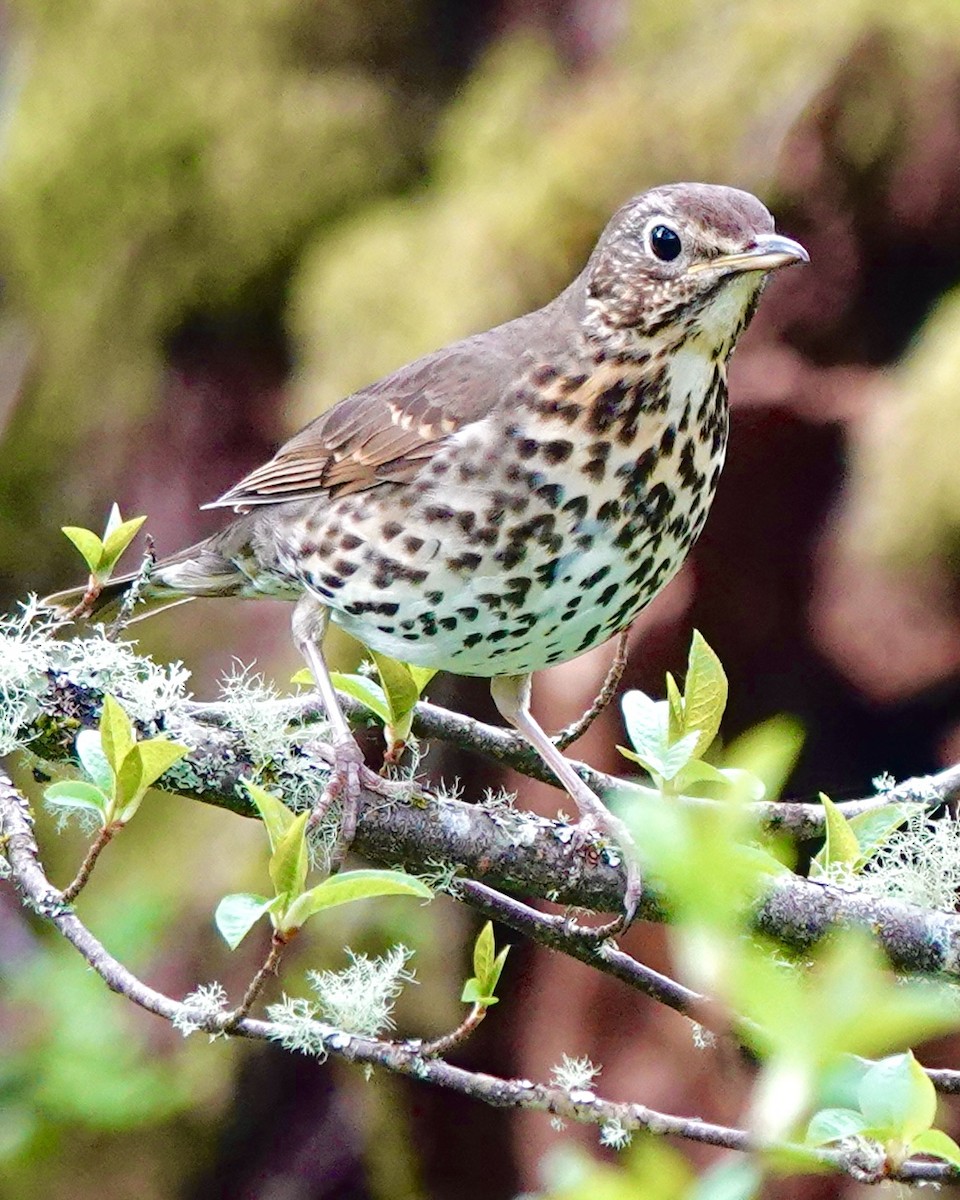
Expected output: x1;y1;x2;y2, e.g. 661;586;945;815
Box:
2;0;960;1196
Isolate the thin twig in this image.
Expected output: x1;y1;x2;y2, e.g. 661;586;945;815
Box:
107;536;156;638
0;770;952;1185
418;1003;487;1057
552;628;633;748
228;931;287;1026
66;573;102;621
554;628;631;750
61;822;120;903
459;881;707;1021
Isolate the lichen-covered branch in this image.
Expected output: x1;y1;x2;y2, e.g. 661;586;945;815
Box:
12;662;960;982
0;767;952;1187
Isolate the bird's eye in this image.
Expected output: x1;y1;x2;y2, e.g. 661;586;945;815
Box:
649;224;682;262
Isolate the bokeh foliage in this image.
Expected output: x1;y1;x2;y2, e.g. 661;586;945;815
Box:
3;0;960;1197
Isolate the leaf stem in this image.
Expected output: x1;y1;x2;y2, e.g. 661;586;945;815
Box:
61;821;120;903
418;1003;487;1057
228;931;288;1026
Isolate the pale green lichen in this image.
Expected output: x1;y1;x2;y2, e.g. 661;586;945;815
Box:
264;995;330;1059
306;945;415;1038
549;1054;602;1093
172;982;230;1039
860;809;960;910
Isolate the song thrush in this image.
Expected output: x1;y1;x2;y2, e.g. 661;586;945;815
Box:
48;182;807;921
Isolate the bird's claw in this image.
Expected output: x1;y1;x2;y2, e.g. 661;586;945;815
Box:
563;815;641;940
309;737;366;868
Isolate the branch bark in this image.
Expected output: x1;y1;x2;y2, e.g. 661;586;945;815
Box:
0;767;952;1187
17;670;960;981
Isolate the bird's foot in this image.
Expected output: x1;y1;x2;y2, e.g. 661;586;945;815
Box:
563;812;642;941
310;738;422;869
309;736;367;870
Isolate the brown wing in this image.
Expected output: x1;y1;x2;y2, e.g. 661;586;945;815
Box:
204;315;551;512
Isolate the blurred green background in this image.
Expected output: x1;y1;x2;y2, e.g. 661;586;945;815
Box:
3;0;960;1196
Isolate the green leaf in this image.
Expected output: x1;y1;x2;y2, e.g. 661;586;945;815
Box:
473;920;496;986
406;664;437;694
101;511;148;566
488;945;510;995
243;780;297;853
371;652;420;722
268;811;310;901
672;758;766;800
858;1052;936;1141
113;748;143;811
909;1128;960;1167
99;514;147;575
722;716;804;802
329;672;391;724
281;869;432;932
102;502;124;541
805;1107;869;1146
659;731;702;782
665;670;685;743
132;738;189;792
75;729;113;792
681;630;728;756
712;768;766;801
616;744;665;778
61;526;104;574
460;922;509;1006
290;667;314;687
214;893;272;949
43;779;110;818
460;978;490;1004
811;793;862;878
385;710;415;746
846;803;916;869
111;735;188;822
736;935;960;1084
621;691;668;763
99;695;134;775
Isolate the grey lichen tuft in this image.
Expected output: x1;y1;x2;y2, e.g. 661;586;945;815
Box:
550;1053;602;1093
173;982;230;1039
0;601;66;754
0;599;193;756
599;1117;633;1150
216;663;334;821
264;995;330;1059
861;809;960;910
306;945;415;1038
55;630;191;725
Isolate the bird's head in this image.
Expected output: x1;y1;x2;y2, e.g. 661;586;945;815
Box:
583;182;808;356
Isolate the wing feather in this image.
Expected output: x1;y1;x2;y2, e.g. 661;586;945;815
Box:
203;294;582;512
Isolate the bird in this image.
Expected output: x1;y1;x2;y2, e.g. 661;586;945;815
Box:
46;182;808;923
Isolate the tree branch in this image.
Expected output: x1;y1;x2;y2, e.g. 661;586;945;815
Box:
260;691;960;838
17;670;960;982
0;767;952;1187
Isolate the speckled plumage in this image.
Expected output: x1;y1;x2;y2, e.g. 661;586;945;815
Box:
48;183;807;919
137;183;800;681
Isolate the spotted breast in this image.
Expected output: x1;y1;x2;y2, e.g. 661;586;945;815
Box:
262;337;728;677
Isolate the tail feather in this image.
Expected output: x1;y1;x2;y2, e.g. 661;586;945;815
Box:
43;537;246;624
42;574;196;624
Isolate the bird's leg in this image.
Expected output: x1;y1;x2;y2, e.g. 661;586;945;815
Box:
292;595;366;865
490;672;640;927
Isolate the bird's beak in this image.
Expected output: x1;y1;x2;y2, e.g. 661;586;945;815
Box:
691;233;809;275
